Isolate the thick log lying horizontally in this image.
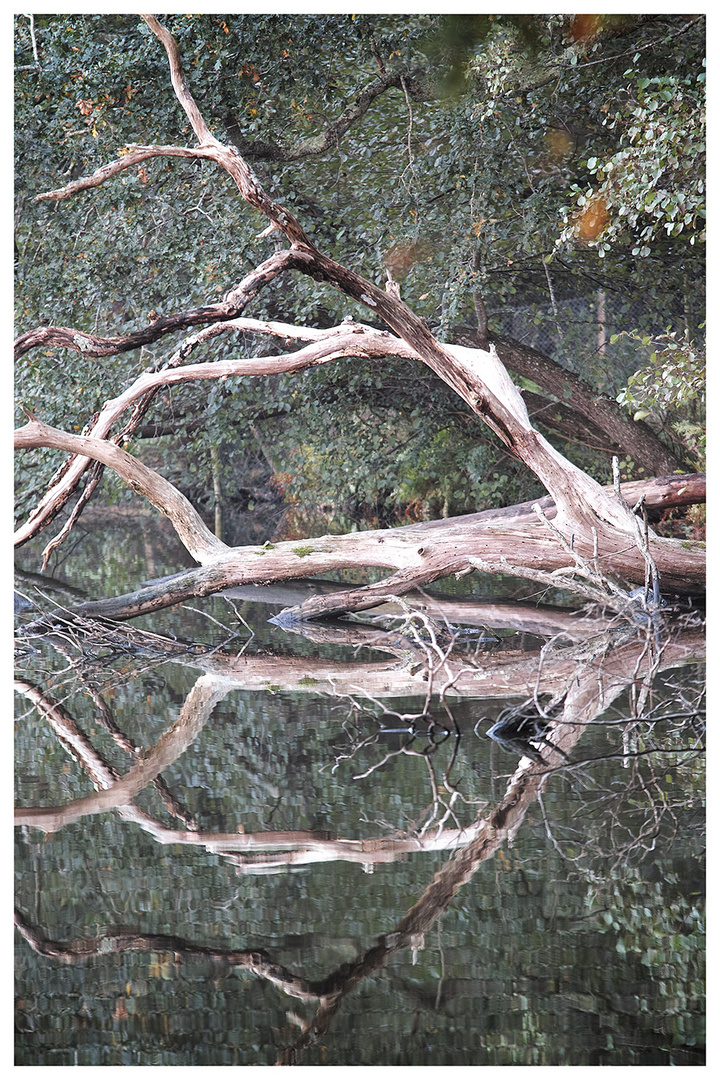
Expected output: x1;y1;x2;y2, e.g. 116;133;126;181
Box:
15;418;705;629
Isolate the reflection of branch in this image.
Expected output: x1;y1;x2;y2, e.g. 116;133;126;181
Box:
16;674;230;832
275;634;704;1062
14;908;319;1003
17;618;703;849
327;608;483;838
16;677;119;787
16;687;579;1037
80;664;200;827
276;747;569;1062
16;655;486;859
15;632;704;1066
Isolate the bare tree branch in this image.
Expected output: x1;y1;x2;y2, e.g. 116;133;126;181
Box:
15;247;300;361
141;15;219;146
16;418;227;564
14;16;706;612
34;144;204;205
224;71;426;162
14;322;413;550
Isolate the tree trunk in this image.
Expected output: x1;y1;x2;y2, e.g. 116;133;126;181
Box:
15;416;706;629
489;334;686;476
14;16;706;625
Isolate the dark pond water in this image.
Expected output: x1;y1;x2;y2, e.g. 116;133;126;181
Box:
14;508;705;1066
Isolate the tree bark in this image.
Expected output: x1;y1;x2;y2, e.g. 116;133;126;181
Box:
14;419;705;630
491;333;686;476
15;418;227;564
14;16;706;621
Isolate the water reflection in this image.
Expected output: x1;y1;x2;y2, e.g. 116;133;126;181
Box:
15;521;705;1066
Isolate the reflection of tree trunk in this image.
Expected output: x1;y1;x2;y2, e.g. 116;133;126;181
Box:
274;634;691;1063
15;634;703;1046
16;674;231;833
196;629;703;699
253;593;605;638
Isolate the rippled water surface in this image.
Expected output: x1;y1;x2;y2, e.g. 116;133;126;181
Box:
15;511;705;1066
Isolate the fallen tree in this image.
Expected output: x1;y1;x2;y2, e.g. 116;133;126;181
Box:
14;16;705;624
15;412;706;628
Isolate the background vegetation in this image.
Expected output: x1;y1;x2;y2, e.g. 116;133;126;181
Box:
14;13;705;541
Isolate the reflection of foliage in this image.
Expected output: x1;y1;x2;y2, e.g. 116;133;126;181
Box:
536;672;705;873
15;391;706;1066
15;599;705;1065
591;871;704;1031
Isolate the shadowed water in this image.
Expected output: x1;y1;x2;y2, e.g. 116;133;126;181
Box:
14;508;705;1066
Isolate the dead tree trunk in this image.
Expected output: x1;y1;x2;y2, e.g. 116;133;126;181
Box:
13;16;706;621
15;418;705;630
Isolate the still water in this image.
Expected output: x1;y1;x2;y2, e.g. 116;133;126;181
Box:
14;509;705;1066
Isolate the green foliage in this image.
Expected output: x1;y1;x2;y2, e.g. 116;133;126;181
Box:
14;14;706;531
393;428;537;520
558;68;705;257
614;329;705;464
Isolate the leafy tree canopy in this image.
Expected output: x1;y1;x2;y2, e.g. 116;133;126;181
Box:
14;13;705;534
